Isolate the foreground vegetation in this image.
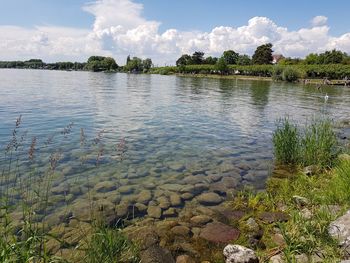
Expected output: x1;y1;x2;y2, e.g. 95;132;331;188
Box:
228;117;350;262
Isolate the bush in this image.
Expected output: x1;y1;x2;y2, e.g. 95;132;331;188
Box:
282;67;300;82
273;118;300;165
272;65;284;81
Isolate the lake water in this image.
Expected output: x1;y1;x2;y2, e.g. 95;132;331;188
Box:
1;69;350;222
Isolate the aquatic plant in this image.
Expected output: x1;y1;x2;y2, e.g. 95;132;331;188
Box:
301;119;338;168
273;117;338;169
273;117;300;165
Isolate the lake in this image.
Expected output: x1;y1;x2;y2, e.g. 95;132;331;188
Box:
0;69;350;222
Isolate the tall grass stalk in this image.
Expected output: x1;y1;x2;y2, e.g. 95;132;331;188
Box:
273;117;300;165
273;117;338;169
301;119;338;168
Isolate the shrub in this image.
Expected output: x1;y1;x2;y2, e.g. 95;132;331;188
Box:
273;118;300;165
282;67;300;82
272;65;284;81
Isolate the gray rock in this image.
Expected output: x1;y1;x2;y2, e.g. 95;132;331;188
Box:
303;165;319;176
292;195;309;206
160;184;183;191
269;254;285;263
197;192;223;205
300;208;312;219
246;218;259;232
295;254;308;263
328;210;350;249
223;244;259;263
147;206;162;219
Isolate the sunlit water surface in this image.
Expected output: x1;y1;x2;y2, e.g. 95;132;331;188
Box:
0;69;349;220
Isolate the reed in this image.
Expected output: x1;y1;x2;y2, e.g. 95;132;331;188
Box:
273;117;338;169
0;116;137;262
273;117;300;165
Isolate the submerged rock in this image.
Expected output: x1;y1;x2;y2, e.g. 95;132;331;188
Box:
223;244;259;263
197;192;223;205
141;245;175;263
200;222;240;243
147;206;162;219
176;255;196;263
94;181;116;193
190;215;212;225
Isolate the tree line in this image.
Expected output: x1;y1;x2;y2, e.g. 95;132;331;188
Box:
0;55;153;73
176;43;350;68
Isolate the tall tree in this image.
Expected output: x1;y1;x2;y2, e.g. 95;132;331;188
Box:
222;50;239;64
237;54;252;65
216;57;228;74
176;54;192;66
252;43;273;65
191;51;205;64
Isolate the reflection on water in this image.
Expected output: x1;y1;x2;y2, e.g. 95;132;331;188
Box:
0;69;350;221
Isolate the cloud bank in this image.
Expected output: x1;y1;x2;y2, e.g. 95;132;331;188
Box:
1;0;350;65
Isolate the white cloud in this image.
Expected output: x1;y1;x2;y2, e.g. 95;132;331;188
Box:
0;1;349;65
311;15;328;27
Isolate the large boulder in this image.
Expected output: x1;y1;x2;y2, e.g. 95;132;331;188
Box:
223;244;259;263
328;210;350;255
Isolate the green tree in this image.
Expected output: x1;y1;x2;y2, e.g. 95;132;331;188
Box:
216;57;228;74
176;54;192;66
191;51;205;64
222;50;239;64
252;43;273;65
204;56;218;65
304;53;320;64
237;55;252;65
323;49;345;64
142;58;153;71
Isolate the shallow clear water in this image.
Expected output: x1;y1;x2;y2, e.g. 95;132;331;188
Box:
1;69;350;219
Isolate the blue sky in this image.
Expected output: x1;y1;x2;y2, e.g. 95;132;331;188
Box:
1;0;350;35
0;0;350;64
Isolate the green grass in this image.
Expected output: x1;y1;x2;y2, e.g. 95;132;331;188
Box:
272;118;338;169
273;118;300;165
84;224;140;263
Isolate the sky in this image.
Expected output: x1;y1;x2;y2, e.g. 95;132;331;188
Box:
0;0;350;65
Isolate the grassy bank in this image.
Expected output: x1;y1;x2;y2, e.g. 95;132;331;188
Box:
227;118;350;262
149;64;350;84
